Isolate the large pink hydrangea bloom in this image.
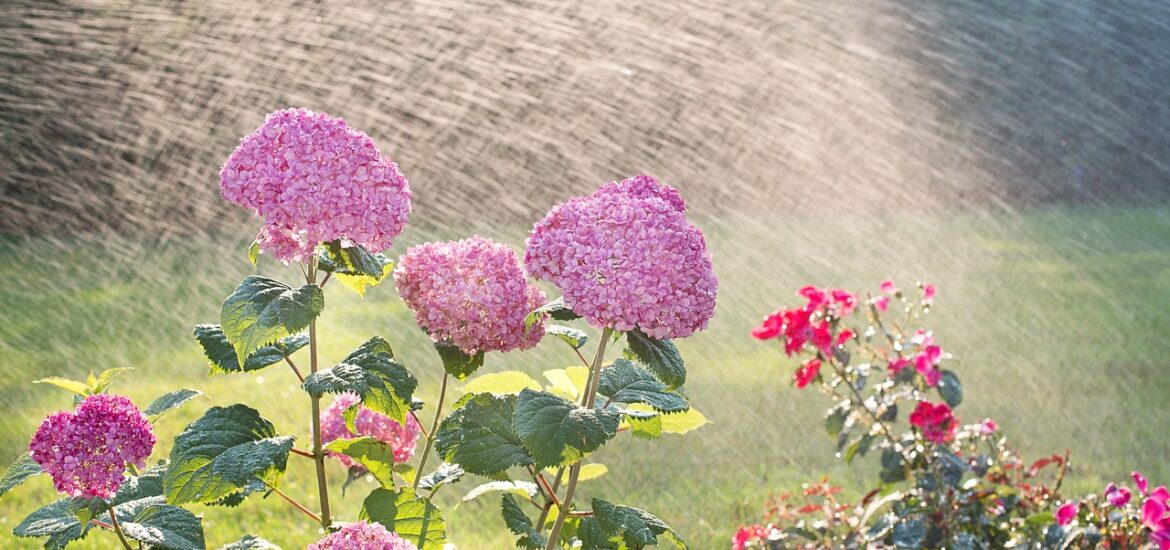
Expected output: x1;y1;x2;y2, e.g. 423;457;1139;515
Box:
308;521;418;550
394;236;546;353
29;394;155;499
319;392;421;469
525;174;717;339
220;108;412;262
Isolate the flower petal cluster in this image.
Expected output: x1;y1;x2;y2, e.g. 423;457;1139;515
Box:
524;175;717;339
308;521;418;550
28;394;155;499
751;285;854;355
319;392;421;468
395;236;545;353
909;401;958;444
220;108;412;262
1131;471;1170;549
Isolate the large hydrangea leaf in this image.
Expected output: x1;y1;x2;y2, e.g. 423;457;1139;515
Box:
433;340;484;380
359;488;446;549
194;324;308;375
0;454;41;498
13;497;104;549
114;496;205;550
163;405;294;506
144;389;203;421
434;393;533;476
318;239;393;297
219;275;323;365
302;336;417;424
598;359;688;413
502;494;547;549
324;437;397;488
578;498;687;549
625;330;686;389
513;389;621;470
220;534;281;549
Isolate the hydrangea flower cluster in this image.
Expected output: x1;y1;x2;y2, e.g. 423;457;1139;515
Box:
320;392;421;468
28;394;155;499
394;236;545;353
307;521;419;550
524;174;718;339
908;401;958;444
220;108;412;262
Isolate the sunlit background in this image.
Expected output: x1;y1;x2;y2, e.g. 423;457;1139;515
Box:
2;1;1169;547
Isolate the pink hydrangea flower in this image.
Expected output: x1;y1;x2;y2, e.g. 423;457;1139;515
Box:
525;175;717;339
1057;501;1079;526
909;401;957;444
319;392;421;468
220;108;412;262
394;236;545;354
29;394;155;499
308;521;418;550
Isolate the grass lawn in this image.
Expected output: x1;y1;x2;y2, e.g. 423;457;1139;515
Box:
0;205;1168;549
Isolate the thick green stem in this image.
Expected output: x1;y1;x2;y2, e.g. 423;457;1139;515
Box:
307;259;332;528
413;372;450;493
544;327;613;550
107;505;133;550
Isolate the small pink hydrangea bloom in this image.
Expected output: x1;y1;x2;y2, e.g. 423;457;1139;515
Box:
308;521;418;550
220;108;412;262
525;174;718;339
319;392;421;468
29;394;155;499
1056;501;1079;526
394;236;545;354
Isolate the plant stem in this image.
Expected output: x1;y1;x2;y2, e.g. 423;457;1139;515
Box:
411;410;431;439
107;506;133;550
306;258;332;528
535;467;565;532
290;447;315;459
545;327;612;550
412;372;450;492
284;356;305;383
265;481;324;524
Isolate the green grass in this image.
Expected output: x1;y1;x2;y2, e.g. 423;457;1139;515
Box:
1;205;1169;548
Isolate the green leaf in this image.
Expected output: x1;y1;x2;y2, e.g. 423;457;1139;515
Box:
32;377;90;397
303;336;417;424
324;437;398;488
502;493;547;549
433;341;485;380
844;434;874;464
435;393;533;476
220;534;281;549
318;239;392;297
938;370;963;408
144;389;203;421
393;463;418;487
220;275;324;365
525;298;581;332
247;240;261;268
585;498;687;549
359;487;446;549
625;403;709;435
163;404;294;506
825;406;849;437
417;463;465;492
462;480;539;503
0;454;41;498
542;367;589;401
513;389;621;470
13;497;104;549
1026;511;1056;527
598;358;688;413
578;463;609;482
625;330;686;389
114;496;205;550
891;517;926;549
462;371;542;396
112;465;167;505
194;324;309;375
547;325;587;349
92;367;134;394
626;412;664;440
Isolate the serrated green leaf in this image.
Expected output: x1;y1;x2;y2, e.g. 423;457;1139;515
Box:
114;496;205;550
598;358;688;413
625;330;686;389
461;371;542;396
542;367;589;401
461;480;539;502
112;465;167;505
318;239;392;297
525;298;581;332
435;393;533;476
194;324;309;375
625;403;709;435
547;325;587;349
433;341;485;380
220;275;323;364
578;463;608;481
220;534;281;549
513;389;621;470
360;487;446;549
627;413;664;440
247;240;261;268
144;389;202;421
303;336;417;424
13;497;104;549
0;454;41;498
32;377;90;397
92;367;133;394
325;437;398;488
417;463;464;492
938;370;963;407
163;404;294;506
844;433;874;464
586;498;687;549
502;493;547;549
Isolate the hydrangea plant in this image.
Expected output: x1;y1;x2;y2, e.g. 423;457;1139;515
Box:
1;108;715;550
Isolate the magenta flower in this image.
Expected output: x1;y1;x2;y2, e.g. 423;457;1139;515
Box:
319;393;421;469
922;283;936;304
1144;498;1168;530
914;345;944;387
793;358;822;389
888;356;912;375
1105;483;1132;507
873;295;890;313
308;521;418;550
880;279;897;294
1136;471;1150;495
220;108;412;262
525;175;717;339
978;418;998;436
29;394;155;499
1056;501;1079;526
394;236;545;354
908;401;957;444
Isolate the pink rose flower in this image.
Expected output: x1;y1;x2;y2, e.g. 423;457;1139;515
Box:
909;401;957;444
793;358;822;389
1056;501;1079;526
